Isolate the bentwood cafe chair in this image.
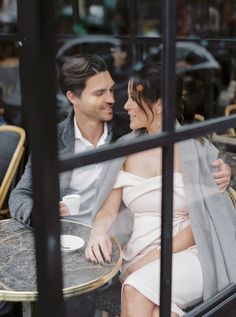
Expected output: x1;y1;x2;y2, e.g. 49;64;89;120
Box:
0;125;26;218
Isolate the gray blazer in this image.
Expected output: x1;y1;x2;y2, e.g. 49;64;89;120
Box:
9;109;75;226
93;135;236;301
9;109;133;243
9;109;113;225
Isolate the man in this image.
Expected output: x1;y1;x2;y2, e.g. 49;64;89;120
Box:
8;54;231;316
10;54;114;226
9;54;116;317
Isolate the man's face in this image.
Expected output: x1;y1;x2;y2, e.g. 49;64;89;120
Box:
72;71;115;123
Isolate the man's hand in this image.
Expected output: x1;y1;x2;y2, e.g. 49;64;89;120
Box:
59;201;70;216
85;229;112;264
212;159;231;192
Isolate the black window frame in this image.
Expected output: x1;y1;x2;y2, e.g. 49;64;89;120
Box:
0;0;236;316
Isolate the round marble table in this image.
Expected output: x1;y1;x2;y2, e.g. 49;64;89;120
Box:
0;218;122;302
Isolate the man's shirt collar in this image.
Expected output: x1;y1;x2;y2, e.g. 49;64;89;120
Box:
74;116;108;147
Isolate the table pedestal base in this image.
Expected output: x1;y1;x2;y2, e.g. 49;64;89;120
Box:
22;302;34;317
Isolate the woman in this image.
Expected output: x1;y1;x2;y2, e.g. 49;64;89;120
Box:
85;64;236;317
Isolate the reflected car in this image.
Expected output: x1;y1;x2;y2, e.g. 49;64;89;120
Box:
148;41;223;119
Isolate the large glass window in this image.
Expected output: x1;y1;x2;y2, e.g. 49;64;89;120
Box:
1;1;236;316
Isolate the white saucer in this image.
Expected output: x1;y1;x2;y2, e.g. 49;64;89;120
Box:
60;235;85;252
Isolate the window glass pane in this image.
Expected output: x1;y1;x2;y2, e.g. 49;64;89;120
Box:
208;0;236;38
0;0;17;32
135;0;161;36
56;0;129;35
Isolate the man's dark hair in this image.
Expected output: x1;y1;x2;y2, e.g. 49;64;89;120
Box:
59;54;108;96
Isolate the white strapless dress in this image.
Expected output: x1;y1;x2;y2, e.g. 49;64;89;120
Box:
113;170;203;316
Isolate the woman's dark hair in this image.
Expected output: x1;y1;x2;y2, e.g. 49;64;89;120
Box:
176;74;196;125
130;63;197;133
59;54;108;96
180;96;196;124
129;63;162;133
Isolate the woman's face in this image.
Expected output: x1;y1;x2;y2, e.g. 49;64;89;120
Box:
124;81;156;131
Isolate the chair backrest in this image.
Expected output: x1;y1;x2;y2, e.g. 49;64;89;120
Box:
224;104;236;136
0;125;26;211
227;186;236;208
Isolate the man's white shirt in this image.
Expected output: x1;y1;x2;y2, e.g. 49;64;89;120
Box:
68;116;109;224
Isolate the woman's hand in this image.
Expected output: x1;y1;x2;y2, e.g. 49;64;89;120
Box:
121;248;160;283
212;159;231;192
85;229;112;264
85;188;122;264
59;201;70;216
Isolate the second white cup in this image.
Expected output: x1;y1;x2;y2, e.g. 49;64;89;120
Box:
62;194;81;215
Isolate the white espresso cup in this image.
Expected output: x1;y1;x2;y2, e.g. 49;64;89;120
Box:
62;194;81;215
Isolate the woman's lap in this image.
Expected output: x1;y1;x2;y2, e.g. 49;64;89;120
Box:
122;249;203;315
